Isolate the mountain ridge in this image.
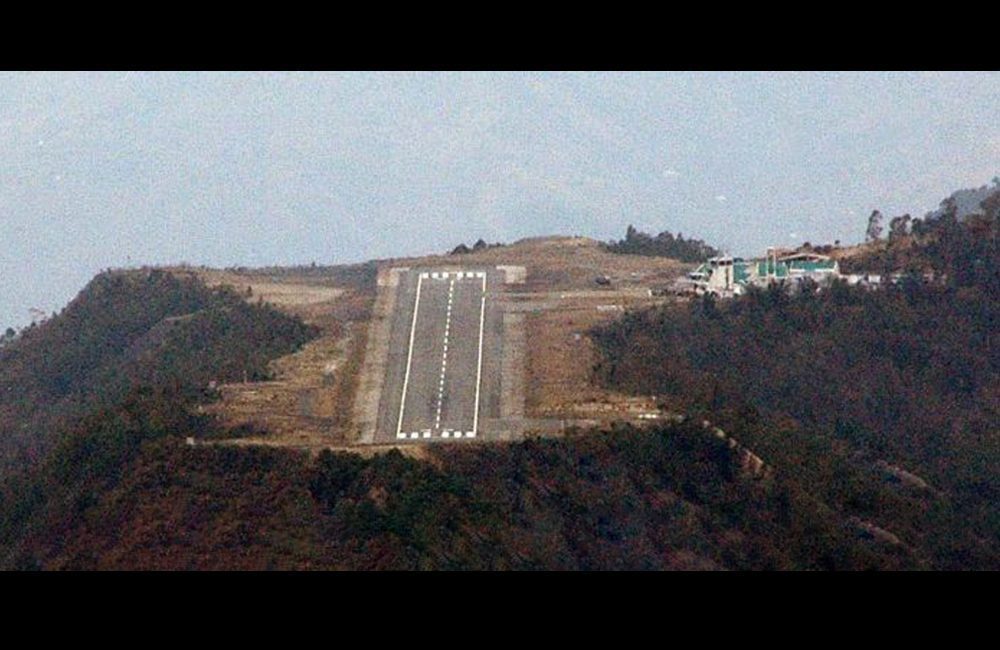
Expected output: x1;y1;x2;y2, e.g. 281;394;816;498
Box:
1;181;997;570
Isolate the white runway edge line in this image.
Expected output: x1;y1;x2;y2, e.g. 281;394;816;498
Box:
396;272;425;439
471;272;486;438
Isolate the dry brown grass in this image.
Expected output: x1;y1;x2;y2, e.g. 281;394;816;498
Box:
186;237;692;449
381;236;686;293
202;328;350;447
189;265;377;449
524;305;661;420
525;307;612;416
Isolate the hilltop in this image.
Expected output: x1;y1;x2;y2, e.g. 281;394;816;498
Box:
156;236;690;452
1;180;997;570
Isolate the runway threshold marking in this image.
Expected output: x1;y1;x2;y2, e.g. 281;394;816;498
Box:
400;429;476;439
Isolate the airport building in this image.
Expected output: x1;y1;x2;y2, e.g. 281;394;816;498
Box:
685;249;842;297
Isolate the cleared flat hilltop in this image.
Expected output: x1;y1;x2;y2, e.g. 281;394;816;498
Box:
166;237;689;453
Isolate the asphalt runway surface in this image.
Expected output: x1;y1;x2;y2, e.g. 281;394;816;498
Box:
375;269;502;443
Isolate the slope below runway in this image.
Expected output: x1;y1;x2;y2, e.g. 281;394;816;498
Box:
375;269;503;443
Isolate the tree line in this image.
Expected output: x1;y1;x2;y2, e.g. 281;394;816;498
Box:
605;225;719;262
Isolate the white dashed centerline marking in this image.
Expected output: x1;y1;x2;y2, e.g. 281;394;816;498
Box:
432;278;456;431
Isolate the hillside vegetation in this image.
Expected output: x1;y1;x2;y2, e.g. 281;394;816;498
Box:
605;225;720;262
591;205;999;569
0;270;318;567
845;179;999;285
0;269;317;468
4;422;913;570
1;267;916;570
2;183;996;570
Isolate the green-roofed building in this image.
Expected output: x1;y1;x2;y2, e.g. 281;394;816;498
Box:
686;250;841;297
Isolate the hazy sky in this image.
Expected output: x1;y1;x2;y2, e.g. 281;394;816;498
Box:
2;71;998;329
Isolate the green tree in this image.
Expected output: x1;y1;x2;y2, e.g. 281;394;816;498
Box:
865;210;884;242
888;214;912;243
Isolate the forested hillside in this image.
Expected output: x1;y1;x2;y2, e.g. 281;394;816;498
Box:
591;206;999;569
848;178;999;285
0;270;318;567
0;270;317;471
0;267;919;571
2;182;996;570
3;422;916;570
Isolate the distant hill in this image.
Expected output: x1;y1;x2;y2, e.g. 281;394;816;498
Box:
925;178;1000;222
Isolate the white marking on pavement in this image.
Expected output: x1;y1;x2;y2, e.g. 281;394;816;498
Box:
432;278;456;435
471;273;486;438
397;270;489;444
396;272;424;439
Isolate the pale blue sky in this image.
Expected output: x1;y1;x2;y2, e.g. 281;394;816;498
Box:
2;71;998;329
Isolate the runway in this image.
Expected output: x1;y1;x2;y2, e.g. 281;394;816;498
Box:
375;269;502;443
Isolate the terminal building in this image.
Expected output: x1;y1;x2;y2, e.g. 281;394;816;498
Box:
685;249;842;297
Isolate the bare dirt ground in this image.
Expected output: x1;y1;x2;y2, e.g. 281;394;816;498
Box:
173;266;376;450
181;268;353;328
173;237;693;454
525;307;654;419
396;235;685;292
200;328;354;448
